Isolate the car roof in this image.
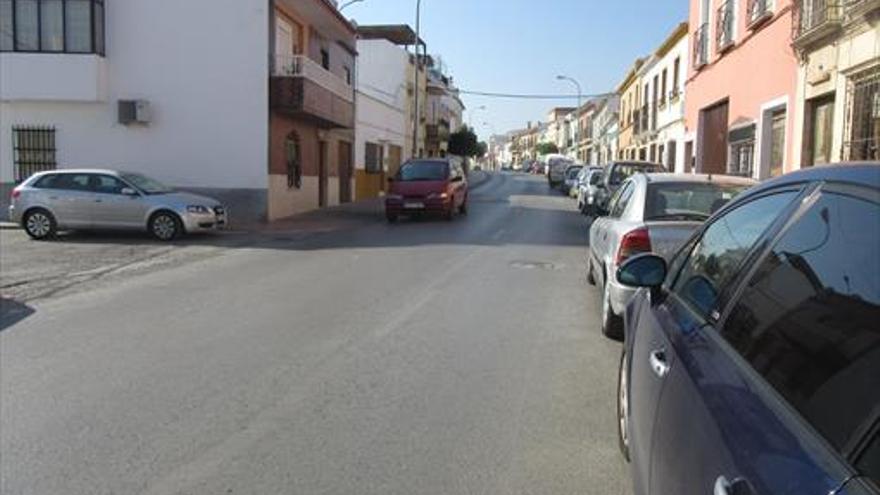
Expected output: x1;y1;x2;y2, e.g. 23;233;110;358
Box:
641;173;757;186
609;161;664;167
35;168;122;175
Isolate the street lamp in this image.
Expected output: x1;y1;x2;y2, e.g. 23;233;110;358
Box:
338;0;365;10
556;75;582;161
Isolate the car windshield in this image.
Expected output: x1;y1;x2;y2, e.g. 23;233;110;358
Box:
120;173;173;194
645;182;749;221
566;167;583;179
609;163;663;185
398;161;449;181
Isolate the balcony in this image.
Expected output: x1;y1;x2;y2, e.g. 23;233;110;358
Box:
792;0;843;48
693;23;709;69
270;55;354;129
716;1;736;52
845;0;880;18
747;0;774;28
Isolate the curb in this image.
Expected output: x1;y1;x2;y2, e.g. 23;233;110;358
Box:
0;221;19;230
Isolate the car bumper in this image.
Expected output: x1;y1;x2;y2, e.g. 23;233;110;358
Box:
180;207;228;232
608;276;639;316
385;197;452;215
8;204;21;224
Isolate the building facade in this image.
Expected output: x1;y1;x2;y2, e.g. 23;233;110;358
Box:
0;0;358;222
791;0;879;166
638;23;690;171
618;59;646;160
353;26;413;201
685;0;799;179
592;95;620;165
425;59;465;158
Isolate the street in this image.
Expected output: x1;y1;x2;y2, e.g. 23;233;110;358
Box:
0;173;632;495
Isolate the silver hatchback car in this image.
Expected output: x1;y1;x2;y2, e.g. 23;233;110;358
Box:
9;169;227;241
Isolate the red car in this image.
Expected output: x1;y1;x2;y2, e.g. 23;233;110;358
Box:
385;158;468;222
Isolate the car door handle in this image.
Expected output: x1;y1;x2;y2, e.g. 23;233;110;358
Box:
649;349;670;378
714;476;754;495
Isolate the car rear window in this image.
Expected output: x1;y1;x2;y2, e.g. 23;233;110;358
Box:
398;161;449;181
33;174;90;191
609;163;664;185
646;182;748;221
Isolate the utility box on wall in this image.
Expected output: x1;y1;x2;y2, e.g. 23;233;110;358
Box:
118;100;152;125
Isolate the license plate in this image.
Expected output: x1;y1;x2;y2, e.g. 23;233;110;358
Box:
404;202;424;209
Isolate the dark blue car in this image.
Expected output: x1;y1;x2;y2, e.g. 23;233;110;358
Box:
615;163;880;495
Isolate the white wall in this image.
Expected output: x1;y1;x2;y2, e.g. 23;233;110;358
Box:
355;39;407;170
0;0;269;188
645;34;689;172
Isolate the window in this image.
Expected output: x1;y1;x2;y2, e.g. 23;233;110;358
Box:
609;181;634;218
805;94;835;166
769;109;786;177
320;48;330;70
365;142;383;174
721;189;880;455
858;432;880;487
343;66;352;85
661;69;668;106
646;182;748;221
89;175;126;195
12;126;56;182
672;191;799;318
672;58;681;98
285;132;302;189
843;67;879;161
38;173;90;190
1;0;105;54
728;124;757;177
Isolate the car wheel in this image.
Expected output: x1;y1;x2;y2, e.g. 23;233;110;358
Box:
587;256;596;286
459;199;468;215
149;211;182;241
445;201;455;221
617;350;631;462
602;278;624;340
23;208;57;240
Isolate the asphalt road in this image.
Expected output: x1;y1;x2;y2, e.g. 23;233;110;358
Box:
0;173;632;495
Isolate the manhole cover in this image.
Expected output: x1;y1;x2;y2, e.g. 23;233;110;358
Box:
509;260;557;271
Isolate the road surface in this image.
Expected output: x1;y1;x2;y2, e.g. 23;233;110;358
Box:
1;172;632;495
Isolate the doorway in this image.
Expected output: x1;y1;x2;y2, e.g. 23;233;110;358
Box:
803;94;835;166
319;141;328;207
698;100;729;174
338;141;352;203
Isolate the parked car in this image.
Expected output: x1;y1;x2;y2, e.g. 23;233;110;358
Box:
563;164;584;196
9;169;227;241
588;173;755;338
547;155;574;187
577;167;604;215
615;163;880;495
385;158;468;222
594;161;666;211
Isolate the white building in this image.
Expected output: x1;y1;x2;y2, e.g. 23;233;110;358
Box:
1;0;358;222
353;25;414;200
634;23;689;172
592;96;620;166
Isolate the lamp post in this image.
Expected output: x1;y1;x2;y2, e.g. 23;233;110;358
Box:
482;122;499;171
556;75;582;161
412;0;423;158
338;0;365;10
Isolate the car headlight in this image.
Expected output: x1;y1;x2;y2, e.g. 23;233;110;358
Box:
187;205;211;214
427;192;449;200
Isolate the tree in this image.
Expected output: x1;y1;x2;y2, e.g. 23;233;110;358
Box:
448;126;482;157
535;142;559;155
476;141;488;157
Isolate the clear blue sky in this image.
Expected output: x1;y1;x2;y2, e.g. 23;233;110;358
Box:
344;0;689;140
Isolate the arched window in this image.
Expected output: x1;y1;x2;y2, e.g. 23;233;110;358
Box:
285;131;302;189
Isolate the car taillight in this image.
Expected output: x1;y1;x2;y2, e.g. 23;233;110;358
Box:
10;188;21;200
616;228;652;265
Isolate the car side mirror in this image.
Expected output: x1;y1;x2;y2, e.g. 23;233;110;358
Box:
617;254;667;288
121;187;139;196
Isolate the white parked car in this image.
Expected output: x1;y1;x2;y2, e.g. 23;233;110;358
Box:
587;173;755;339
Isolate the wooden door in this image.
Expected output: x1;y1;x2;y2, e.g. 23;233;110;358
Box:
319;141;328;207
699;101;729;174
387;145;403;188
338;141;352;203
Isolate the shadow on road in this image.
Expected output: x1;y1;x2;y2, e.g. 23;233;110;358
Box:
0;297;36;331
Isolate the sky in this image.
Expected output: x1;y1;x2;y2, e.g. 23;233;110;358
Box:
344;0;689;140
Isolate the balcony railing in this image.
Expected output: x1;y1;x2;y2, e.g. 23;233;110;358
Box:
845;0;880;17
716;0;736;51
693;23;709;68
793;0;842;45
747;0;774;26
272;54;354;103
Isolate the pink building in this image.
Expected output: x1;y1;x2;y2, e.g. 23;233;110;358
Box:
685;0;800;179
